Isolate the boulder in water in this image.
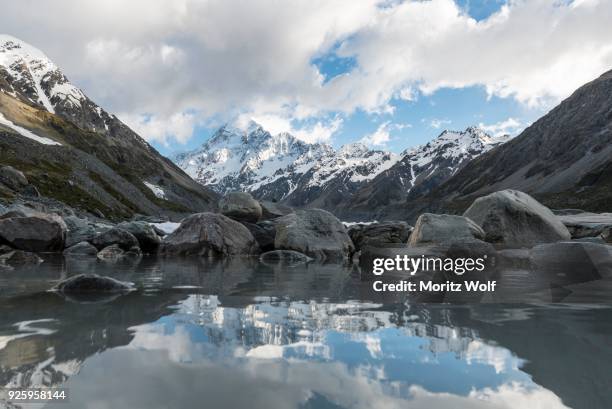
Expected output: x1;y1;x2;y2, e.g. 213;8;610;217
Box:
63;241;98;256
349;221;412;250
117;221;161;252
92;227;139;251
274;209;354;261
0;249;43;266
161;212;260;257
464;190;571;248
408;213;484;247
0;213;66;252
259;250;312;264
53;274;134;293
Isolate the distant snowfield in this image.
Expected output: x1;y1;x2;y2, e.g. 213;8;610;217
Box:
143;182;166;199
151;221;180;234
0;112;61;145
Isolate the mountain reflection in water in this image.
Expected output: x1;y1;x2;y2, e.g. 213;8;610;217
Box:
0;257;611;409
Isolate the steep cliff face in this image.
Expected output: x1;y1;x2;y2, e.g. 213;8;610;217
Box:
0;35;218;219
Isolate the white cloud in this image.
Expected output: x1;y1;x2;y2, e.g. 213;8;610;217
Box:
478;117;523;137
120;112;197;145
2;0;612;144
242;113;343;144
361;121;392;147
429;118;452;129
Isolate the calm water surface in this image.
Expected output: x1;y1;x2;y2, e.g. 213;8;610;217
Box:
1;256;611;409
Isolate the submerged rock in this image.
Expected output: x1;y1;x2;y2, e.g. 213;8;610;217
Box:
53;274;134;293
97;244;142;263
97;244;125;261
274;209;354;261
531;242;612;285
117;221;161;252
409;213;484;247
464;190;571;248
349;221;412;250
0;249;43;266
161;212;259;257
92;227;139;251
0;214;66;252
260;201;292;220
259;250;312;264
219;192;262;223
63;241;98;256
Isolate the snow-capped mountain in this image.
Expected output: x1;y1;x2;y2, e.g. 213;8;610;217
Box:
0;35;217;218
0;34;137;141
334;126;512;219
175;122;400;207
175;121;333;194
176;123;509;215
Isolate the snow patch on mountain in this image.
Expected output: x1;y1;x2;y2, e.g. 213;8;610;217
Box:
143;182;166;199
0;112;61;145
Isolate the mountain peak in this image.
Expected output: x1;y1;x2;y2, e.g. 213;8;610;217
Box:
0;34;90;116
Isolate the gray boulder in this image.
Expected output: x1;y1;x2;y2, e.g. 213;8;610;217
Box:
161;212;259;257
0;214;66;252
241;221;276;252
117;221;161;252
603;228;611;244
274;209;354;261
63;241;98;256
259;250;312;264
53;274;134;293
409;213;484;247
0;250;43;266
92;227;139;251
531;242;612;285
464;190;571;248
349;221;412;250
64;216;97;247
0;166;28;191
260;201;292;220
219;192;262;223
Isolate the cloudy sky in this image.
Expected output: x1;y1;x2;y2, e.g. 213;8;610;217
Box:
2;0;612;155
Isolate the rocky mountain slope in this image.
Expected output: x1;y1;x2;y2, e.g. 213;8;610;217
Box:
175;122;400;209
386;69;612;222
0;34;217;220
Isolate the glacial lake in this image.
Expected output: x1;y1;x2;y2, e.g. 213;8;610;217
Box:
1;256;612;409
